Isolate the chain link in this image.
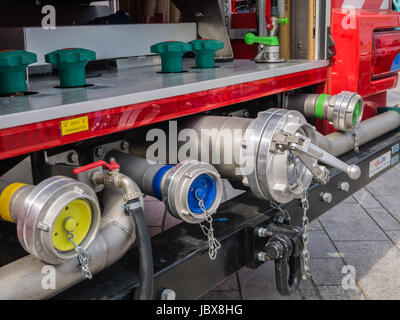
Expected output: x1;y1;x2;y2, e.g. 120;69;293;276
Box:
301;191;311;280
64;221;93;280
196;190;221;260
353;130;360;153
269;200;291;221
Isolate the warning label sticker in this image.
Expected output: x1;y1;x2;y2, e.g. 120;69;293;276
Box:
61;116;89;136
369;151;392;178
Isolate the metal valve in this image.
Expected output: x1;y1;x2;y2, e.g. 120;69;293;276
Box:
290;133;361;180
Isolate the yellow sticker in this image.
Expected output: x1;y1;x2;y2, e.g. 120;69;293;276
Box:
61;116;89;136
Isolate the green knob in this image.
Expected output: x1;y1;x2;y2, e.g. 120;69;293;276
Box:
45;48;96;88
279;17;289;26
189;39;224;69
244;33;280;46
0;50;37;95
150;41;192;73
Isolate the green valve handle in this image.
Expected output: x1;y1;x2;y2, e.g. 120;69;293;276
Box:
279;17;289;26
45;48;96;88
150;41;192;73
0;50;37;95
244;33;280;46
189;39;224;69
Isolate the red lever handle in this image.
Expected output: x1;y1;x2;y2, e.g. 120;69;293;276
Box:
265;0;273;31
73;160;120;174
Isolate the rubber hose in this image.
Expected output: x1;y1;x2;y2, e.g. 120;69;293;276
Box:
126;199;154;300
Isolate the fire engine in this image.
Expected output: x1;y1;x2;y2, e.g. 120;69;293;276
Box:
0;0;398;300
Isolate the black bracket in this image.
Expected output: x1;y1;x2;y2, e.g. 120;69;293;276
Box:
260;223;304;296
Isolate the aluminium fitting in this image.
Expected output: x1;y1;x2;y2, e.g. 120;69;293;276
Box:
0;176;102;265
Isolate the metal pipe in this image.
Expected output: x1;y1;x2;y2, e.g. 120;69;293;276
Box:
106;150;165;197
0;187;139;300
107;150;223;224
316;111;400;157
288;92;364;132
129;109;323;203
307;0;315;60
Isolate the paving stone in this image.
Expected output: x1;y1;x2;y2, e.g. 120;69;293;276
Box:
386;231;400;250
210;274;239;292
199;290;242;300
221;180;245;203
374;196;400;222
307;231;340;259
341;196;357;204
148;226;161;237
319;203;388;241
365;169;400;197
0;156;33;184
366;208;400;231
308;259;346;286
143;198;165;227
308;219;323;231
353;188;382;209
318;286;364;300
335;241;400;299
143;197;181;232
237;263;301;300
387;90;400;106
298;279;320;300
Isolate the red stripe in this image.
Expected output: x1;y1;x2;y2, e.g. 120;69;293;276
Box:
362;0;386;10
332;0;389;9
332;0;345;8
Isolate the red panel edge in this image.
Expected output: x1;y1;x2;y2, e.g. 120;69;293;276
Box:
0;67;327;160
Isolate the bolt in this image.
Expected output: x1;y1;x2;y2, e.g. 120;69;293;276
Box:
256;251;267;262
67;152;78;164
121;141;129;151
338;182;350;192
95;147;103;157
320;192;333;204
255;227;273;238
161;289;176;300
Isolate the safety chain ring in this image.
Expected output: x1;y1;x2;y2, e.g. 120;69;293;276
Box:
301;191;311;280
64;218;93;279
196;190;221;260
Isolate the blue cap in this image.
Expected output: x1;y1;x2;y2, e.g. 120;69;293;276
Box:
187;174;217;214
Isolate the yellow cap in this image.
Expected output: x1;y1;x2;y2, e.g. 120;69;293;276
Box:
52;199;92;252
0;183;26;222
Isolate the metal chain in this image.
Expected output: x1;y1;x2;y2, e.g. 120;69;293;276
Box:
196;190;221;260
353;130;360;153
301;191;311;280
269;200;291;221
64;223;93;280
